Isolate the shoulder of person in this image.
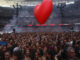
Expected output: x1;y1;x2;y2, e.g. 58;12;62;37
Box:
39;56;46;60
25;57;31;60
10;57;14;60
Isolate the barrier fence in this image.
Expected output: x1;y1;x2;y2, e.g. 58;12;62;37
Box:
5;24;71;27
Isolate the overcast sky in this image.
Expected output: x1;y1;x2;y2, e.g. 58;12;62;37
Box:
0;0;75;7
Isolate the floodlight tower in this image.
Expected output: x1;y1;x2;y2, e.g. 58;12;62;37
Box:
57;3;66;24
13;3;21;25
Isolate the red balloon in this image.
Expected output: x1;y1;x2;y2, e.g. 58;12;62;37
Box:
34;0;53;24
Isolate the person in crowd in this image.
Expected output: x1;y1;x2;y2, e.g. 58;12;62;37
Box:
4;51;12;60
0;32;80;60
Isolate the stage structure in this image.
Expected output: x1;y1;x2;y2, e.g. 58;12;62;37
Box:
1;0;80;32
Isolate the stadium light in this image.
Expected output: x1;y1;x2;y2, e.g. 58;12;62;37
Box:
66;1;75;5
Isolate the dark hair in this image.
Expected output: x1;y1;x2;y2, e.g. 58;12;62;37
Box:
13;51;23;60
39;49;43;57
47;50;54;60
77;41;80;45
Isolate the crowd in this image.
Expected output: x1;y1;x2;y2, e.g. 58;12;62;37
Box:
0;32;80;60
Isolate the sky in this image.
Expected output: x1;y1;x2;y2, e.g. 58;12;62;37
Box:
0;0;75;7
0;0;23;7
0;0;42;7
